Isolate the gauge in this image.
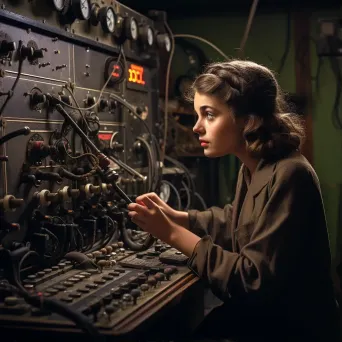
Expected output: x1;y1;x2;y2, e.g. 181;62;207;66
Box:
73;0;91;20
160;182;171;203
164;34;171;52
147;27;154;46
53;0;65;11
127;17;138;40
99;6;116;34
157;33;172;52
139;25;154;46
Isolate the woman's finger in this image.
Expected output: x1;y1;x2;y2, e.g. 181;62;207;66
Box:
127;203;150;216
136;192;164;206
142;196;158;210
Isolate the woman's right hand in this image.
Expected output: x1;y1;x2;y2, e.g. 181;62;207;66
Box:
135;192;189;228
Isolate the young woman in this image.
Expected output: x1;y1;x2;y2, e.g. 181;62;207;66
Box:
127;60;340;341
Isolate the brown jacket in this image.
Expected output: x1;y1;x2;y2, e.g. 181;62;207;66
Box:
187;152;340;341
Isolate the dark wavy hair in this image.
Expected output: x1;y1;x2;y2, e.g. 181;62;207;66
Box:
189;60;305;160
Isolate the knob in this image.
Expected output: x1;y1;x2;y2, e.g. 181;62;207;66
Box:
147;276;157;288
59;95;72;105
122;293;133;305
0;195;24;212
155;272;165;283
86;95;96;106
136;106;144;115
90;3;100;26
140;283;149;295
156;33;172;53
109;100;117;111
99;99;109;111
32;48;45;60
30;93;46;107
20;45;34;59
0;40;16;55
130;289;141;305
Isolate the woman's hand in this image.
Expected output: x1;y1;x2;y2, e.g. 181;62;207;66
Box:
127;196;176;243
128;194;201;256
135;192;190;229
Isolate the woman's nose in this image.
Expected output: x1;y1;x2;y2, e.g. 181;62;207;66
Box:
193;119;204;134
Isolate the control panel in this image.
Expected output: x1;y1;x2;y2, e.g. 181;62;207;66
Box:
0;2;200;340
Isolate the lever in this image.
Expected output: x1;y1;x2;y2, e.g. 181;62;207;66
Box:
108;155;147;181
0;127;30;146
53;103;110;169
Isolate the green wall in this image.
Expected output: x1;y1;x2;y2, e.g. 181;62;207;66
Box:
170;9;342;262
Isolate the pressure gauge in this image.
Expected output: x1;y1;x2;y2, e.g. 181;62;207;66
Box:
126;17;138;40
160;182;171;203
164;34;171;52
53;0;65;11
147;27;154;46
157;33;172;52
73;0;91;20
99;6;116;34
139;25;154;46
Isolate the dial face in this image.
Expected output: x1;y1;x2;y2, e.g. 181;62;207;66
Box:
147;27;154;46
165;35;171;52
130;18;138;40
80;0;90;20
53;0;65;11
106;8;116;33
160;183;171;203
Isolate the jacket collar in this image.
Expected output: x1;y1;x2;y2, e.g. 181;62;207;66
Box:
243;158;277;197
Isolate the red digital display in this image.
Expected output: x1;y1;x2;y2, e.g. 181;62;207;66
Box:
128;64;146;85
98;133;112;141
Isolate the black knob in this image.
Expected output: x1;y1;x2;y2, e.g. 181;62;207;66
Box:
120;282;130;292
99;99;109;111
140;283;149;294
147;276;157;288
102;295;112;305
59;95;72;105
86;95;96;106
20;45;34;59
130;289;141;304
154;244;162;251
110;287;122;299
30;93;46;107
155;272;165;282
109;100;117;111
0;40;16;55
122;293;133;304
32;48;44;59
136;106;144;115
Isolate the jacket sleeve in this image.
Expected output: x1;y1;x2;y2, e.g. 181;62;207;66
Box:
187;204;233;250
187;163;317;302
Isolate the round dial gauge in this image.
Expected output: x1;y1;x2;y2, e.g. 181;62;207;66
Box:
129;17;138;40
53;0;65;11
80;0;90;20
100;6;116;33
147;27;154;46
73;0;91;20
160;182;171;203
164;34;171;52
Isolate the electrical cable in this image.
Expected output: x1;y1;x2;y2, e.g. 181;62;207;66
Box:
237;0;259;58
0;40;24;116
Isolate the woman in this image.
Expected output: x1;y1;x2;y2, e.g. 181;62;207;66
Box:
127;60;340;341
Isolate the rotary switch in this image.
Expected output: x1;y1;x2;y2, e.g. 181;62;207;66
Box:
0;40;16;56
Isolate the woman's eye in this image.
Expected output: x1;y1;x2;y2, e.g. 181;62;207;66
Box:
206;112;214;120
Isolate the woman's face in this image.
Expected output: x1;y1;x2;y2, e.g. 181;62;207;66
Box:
193;92;244;158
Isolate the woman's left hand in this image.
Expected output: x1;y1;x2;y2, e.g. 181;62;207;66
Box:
127;196;175;243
